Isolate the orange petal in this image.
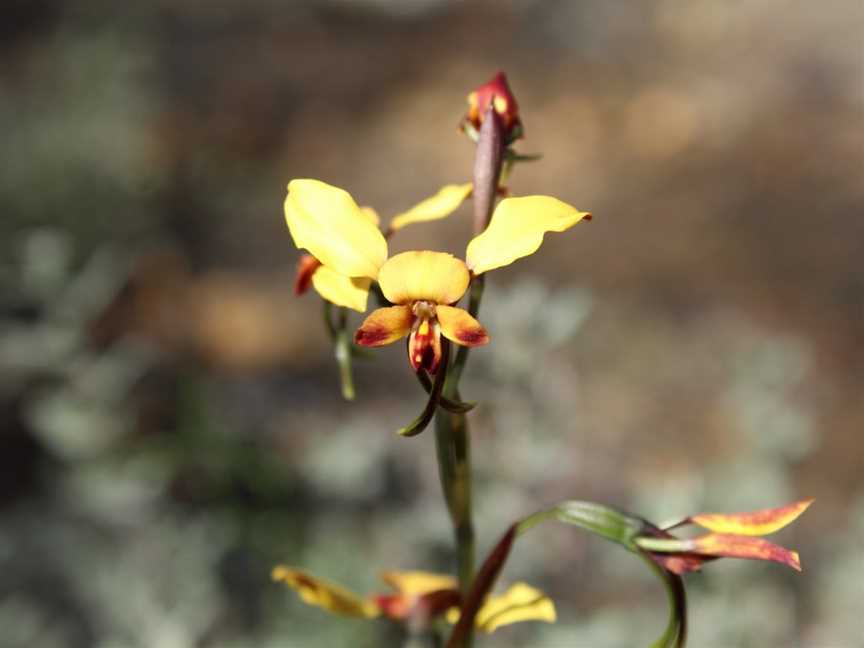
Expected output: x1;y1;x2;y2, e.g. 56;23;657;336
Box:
690;499;814;536
355;306;413;347
437;305;490;347
294;254;322;295
377;251;470;306
690;534;802;571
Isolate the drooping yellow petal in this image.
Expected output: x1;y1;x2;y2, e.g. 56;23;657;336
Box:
690;499;814;537
311;265;371;312
436;305;490;347
465;196;590;275
378;251;470;306
271;566;379;618
446;583;556;633
285;179;387;279
354;306;414;347
388;184;473;232
380;571;459;595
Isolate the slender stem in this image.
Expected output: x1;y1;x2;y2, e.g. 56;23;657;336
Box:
433;103;505;648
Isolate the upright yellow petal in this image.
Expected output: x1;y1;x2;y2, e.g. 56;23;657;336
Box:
465;196;590;275
690;499;814;537
271;566;379;618
310;265;371;312
378;251;470;306
380;571;459;595
354;306;413;347
285;179;387;279
388;184;473;232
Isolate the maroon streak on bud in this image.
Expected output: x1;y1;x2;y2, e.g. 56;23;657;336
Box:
294;254;322;295
472;105;504;235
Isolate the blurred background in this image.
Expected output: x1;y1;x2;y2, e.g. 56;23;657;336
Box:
1;1;862;646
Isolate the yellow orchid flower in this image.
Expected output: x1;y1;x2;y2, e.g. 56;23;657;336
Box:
272;566;555;633
285;180;472;312
355;196;590;372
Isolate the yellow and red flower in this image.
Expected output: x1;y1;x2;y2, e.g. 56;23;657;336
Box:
284;179;590;371
271;566;555;633
635;498;813;574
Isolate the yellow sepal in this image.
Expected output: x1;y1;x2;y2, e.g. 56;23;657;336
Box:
311;265;371;312
271;566;379;618
389;184;473;232
380;570;459;595
446;582;556;633
285;179;387;279
465;196;590;275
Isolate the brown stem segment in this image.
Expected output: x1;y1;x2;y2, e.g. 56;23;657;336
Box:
472;105;504;235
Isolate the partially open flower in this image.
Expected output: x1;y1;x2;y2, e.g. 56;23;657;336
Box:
355;251;489;373
635;498;813;574
272;566;555;634
464;71;522;142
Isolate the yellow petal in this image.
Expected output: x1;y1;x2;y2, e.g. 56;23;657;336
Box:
378;251;470;305
354;306;413;347
285;179;387;279
311;265;371;312
360;206;380;226
388;184;473;232
690;498;814;536
271;566;379;618
446;583;556;633
380;571;459;595
436;305;490;347
465;196;590;275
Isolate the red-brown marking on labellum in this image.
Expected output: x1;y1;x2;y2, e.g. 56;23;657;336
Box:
408;313;442;374
294;254;321;295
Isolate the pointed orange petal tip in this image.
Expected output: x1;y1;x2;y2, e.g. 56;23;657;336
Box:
691;534;803;571
691;498;814;536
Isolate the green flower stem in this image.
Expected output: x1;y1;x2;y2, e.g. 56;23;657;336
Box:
642;553;688;648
